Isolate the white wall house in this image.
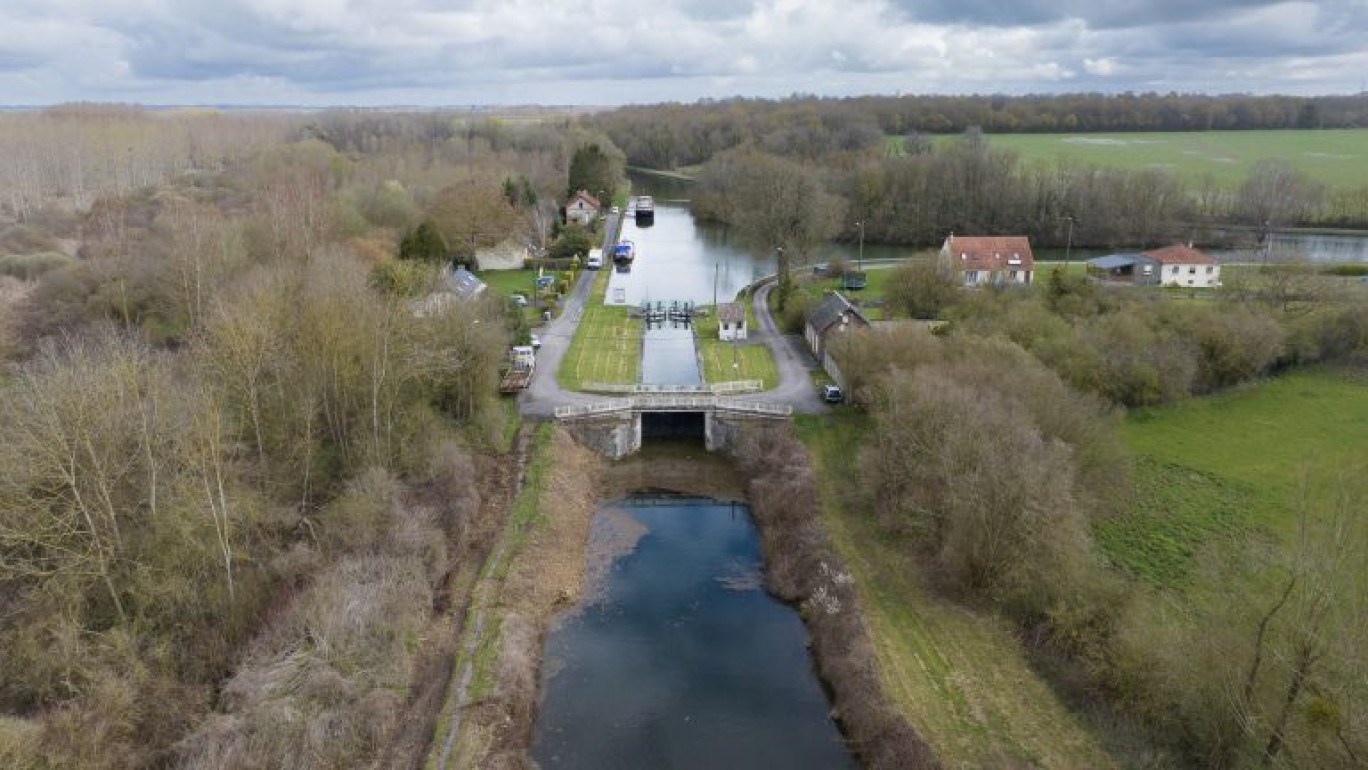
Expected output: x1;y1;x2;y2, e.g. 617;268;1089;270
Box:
718;302;747;341
564;190;601;227
1143;243;1221;288
939;235;1035;286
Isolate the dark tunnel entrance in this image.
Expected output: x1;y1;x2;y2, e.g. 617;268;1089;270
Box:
641;411;706;442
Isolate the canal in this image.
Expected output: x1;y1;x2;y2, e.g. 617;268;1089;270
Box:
530;496;855;769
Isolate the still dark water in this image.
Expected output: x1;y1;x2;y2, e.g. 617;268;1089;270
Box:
531;499;855;770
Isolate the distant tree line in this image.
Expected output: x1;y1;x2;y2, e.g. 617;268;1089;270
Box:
594;92;1368;169
690;130;1367;248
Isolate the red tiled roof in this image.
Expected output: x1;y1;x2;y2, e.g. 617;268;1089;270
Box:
566;189;601;209
944;236;1034;272
1142;243;1216;265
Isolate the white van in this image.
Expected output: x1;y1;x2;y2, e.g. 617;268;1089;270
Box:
586;247;604;269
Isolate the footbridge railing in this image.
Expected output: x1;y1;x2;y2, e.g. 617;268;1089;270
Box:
580;380;764;396
554;395;791;420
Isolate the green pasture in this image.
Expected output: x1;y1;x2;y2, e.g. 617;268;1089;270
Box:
952;129;1368;189
1107;366;1368;587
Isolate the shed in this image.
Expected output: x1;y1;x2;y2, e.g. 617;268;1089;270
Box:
1085;253;1160;285
718;302;747;341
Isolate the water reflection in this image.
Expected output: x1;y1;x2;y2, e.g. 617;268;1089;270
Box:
531;499;854;770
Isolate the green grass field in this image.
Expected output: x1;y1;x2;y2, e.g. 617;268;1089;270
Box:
944;129;1368;189
796;414;1117;768
556;268;641;390
1105;366;1368;588
692;311;778;388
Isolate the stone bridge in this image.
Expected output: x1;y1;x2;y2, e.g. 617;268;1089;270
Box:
555;394;791;458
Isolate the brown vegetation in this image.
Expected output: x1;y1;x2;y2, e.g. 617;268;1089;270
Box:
727;425;940;770
0;106;593;767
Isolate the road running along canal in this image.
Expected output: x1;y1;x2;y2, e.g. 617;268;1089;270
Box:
530;496;856;769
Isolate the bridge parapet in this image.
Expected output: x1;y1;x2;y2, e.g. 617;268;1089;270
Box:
556;395;791;419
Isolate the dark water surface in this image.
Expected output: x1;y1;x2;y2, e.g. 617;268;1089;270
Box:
531;500;855;770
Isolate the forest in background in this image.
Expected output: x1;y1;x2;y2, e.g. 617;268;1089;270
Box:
594;93;1368;245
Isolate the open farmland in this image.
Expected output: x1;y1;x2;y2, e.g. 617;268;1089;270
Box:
946;129;1368;189
1108;366;1368;587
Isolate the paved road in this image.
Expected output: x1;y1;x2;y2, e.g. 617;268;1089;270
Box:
517;212;623;417
749;281;827;414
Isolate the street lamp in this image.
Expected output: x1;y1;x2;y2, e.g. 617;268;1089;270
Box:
855;220;865;271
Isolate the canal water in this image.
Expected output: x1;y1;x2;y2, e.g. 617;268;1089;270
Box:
530;497;855;769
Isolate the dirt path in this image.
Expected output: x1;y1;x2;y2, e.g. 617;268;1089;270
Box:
376;430;533;770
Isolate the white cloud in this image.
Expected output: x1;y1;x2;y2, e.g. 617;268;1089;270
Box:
0;0;1362;105
1084;57;1116;76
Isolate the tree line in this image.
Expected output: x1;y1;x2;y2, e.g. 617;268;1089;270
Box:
594;92;1368;170
689;132;1367;254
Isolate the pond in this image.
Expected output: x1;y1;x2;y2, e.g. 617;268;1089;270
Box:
531;497;854;769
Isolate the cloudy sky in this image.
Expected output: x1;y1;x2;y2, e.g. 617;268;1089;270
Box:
2;0;1365;105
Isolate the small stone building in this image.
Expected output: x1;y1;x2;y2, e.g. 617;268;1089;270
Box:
718;302;747;341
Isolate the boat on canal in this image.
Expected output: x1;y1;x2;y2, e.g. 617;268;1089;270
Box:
613;239;636;264
634;195;654;224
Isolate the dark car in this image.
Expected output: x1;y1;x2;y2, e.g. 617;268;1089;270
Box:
822;384;843;403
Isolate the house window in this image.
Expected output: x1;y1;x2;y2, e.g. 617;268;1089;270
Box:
1206;266;1214;274
1188;267;1196;274
965;270;979;283
722;322;729;331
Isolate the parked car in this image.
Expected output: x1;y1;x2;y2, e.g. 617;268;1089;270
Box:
529;334;542;350
511;293;528;307
822;384;843;403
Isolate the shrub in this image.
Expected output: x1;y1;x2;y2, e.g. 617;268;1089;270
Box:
0;251;71;280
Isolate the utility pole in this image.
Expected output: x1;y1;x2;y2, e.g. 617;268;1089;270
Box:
1064;215;1074;269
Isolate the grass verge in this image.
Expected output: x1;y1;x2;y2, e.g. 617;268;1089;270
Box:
557;267;641;390
692;310;778;388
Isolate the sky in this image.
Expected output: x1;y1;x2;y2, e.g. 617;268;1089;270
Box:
1;0;1365;106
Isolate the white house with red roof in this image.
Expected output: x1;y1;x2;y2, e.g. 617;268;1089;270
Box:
1142;243;1221;288
564;189;601;227
939;234;1034;286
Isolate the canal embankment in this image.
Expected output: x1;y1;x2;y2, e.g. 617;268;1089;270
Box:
435;422;939;769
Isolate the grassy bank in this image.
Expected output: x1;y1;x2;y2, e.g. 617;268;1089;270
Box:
692;309;778;388
557;267;641;390
795;414;1117;768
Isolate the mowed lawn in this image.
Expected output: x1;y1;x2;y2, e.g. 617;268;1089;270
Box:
692;311;778;388
796;415;1117;769
954;129;1368;189
1103;366;1368;588
557;268;641;390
